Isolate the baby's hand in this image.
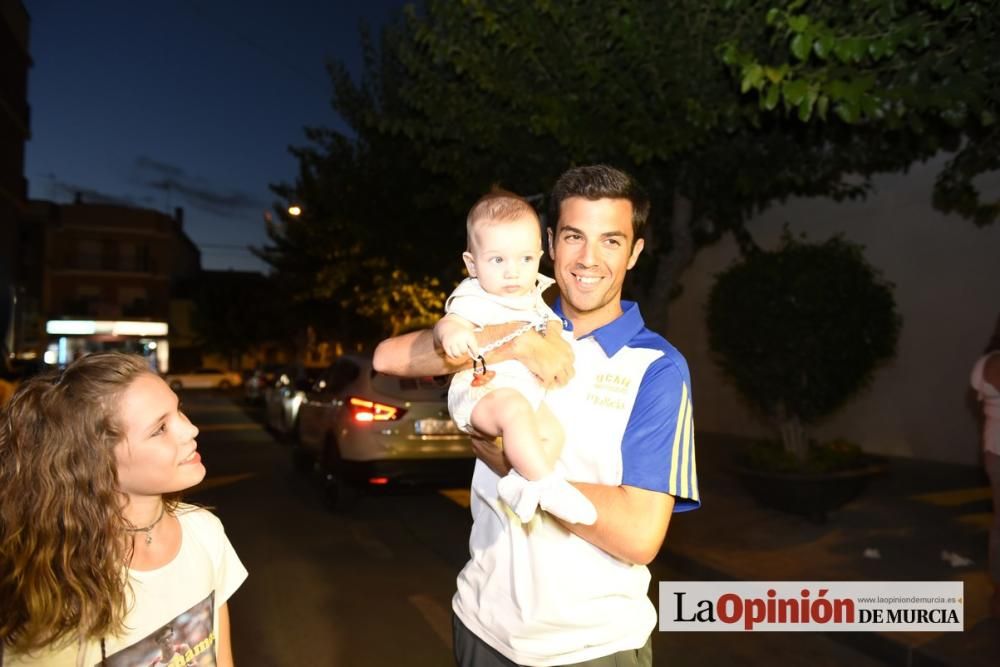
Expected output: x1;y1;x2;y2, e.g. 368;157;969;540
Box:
441;328;479;360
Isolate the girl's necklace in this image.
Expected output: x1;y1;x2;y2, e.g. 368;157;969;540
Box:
126;504;166;545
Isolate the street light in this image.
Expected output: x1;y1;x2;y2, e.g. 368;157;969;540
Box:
287;205;302;217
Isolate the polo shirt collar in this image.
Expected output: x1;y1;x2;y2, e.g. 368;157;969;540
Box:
553;299;645;357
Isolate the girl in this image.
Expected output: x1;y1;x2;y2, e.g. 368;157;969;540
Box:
1;352;247;665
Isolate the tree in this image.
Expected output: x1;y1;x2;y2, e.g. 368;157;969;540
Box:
257;28;461;343
706;233;900;459
192;271;291;368
385;0;996;329
266;0;996;336
721;0;999;225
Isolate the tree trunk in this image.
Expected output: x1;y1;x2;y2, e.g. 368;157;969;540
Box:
641;192;695;333
776;403;808;462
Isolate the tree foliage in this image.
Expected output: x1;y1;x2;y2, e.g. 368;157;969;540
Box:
723;0;999;226
262;0;996;338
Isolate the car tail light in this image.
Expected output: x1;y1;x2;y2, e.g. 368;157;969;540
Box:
348;397;404;422
368;476;390;485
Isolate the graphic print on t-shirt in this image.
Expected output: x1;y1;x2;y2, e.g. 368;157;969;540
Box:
101;592;216;667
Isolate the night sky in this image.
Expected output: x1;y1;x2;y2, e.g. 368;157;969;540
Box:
24;0;408;273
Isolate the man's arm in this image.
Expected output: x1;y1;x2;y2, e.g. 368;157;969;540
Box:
373;325;574;386
561;484;674;565
372;328;462;377
469;436;673;565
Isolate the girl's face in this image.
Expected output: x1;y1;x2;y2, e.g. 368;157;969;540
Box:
114;373;204;499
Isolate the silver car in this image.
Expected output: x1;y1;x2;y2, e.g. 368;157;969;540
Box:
263;367;322;439
295;353;473;507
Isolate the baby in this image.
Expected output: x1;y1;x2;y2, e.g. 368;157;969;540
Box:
434;189;596;525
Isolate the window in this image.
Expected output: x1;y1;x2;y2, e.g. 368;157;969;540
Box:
77;240;101;270
322;359;361;394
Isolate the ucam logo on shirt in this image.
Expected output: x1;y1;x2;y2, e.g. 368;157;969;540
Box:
659;581;963;632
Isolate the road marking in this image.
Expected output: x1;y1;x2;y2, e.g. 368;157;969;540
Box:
196;423;262;432
408;594;452;649
910;487;991;507
190;472;256;493
439;488;470;508
350;524;394;561
956;512;993;531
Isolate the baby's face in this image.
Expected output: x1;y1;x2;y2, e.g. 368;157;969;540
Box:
464;215;543;297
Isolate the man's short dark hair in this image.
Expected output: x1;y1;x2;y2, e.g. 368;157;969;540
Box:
548;165;650;243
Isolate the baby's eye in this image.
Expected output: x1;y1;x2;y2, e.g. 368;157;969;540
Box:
490;257;503;264
521;256;534;263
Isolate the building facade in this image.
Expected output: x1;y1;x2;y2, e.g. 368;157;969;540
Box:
0;0;31;358
36;201;200;370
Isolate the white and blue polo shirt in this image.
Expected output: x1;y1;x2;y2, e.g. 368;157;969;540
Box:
453;300;700;666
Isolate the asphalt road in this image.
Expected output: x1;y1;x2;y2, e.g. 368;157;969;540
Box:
183;390;887;667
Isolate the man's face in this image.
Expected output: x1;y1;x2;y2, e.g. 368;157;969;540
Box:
463;215;543;297
548;197;644;332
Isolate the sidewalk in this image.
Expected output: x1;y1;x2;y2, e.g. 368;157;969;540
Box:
660;433;999;667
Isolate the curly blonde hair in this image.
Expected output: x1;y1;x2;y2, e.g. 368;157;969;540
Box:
0;352;169;654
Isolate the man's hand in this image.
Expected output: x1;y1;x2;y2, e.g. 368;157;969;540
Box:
373;320;574;382
506;325;574;388
469;434;511;478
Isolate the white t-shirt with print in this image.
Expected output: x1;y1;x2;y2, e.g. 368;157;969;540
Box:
4;505;247;667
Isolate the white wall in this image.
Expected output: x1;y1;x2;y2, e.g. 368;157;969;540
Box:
666;155;1000;464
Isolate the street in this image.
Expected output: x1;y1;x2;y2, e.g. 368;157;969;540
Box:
184;390;887;667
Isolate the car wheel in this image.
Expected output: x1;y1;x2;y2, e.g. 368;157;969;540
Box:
321;438;359;510
169;380;183;392
292;443;313;473
219;380;232;389
283;415;301;445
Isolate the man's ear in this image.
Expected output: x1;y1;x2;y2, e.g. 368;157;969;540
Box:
462;251;477;277
626;237;645;270
546;228;555;260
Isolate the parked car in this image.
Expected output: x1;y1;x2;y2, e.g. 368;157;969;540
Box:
244;363;286;403
295;353;473;507
163;367;242;391
263;366;323;439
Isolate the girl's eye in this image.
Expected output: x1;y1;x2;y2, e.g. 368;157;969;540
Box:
152;423;166;437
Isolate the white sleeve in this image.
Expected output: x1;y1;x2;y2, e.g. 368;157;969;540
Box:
193;509;248;608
